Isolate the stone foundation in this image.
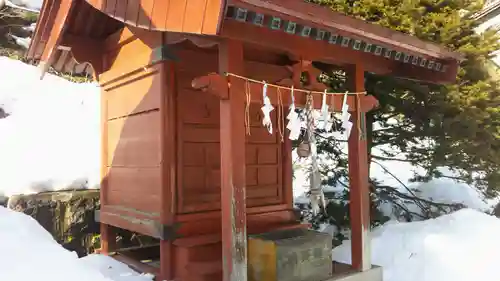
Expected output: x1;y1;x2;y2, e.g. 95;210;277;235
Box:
7;189;156;256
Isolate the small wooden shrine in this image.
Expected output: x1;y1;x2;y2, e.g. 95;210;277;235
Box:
27;1;462;281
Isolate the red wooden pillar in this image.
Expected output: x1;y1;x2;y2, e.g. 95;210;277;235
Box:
99;223;115;254
100;87;116;255
346;63;372;272
159;60;177;281
218;39;248;281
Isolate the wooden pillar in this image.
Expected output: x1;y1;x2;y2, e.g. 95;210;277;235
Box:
100;87;115;254
218;39;248;281
99;223;115;254
159;60;177;281
346;64;372;272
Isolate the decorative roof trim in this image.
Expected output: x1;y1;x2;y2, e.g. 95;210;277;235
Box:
226;6;449;73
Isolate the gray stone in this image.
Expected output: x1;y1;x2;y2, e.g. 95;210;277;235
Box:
6;190;157;256
8;190;101;257
249;228;332;281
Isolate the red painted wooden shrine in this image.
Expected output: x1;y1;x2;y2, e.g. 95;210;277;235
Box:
27;1;462;281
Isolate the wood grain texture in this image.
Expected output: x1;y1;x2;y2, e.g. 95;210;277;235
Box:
218;39;248;281
174;48;291;213
165;0;187;32
183;0;206;34
107;111;161;167
113;0;127;21
177;102;285;212
105;72;161;119
159;59;177;225
104;0;117;17
99;209;162;238
346;64;372;272
39;0;75;69
106;166;161;213
202;0;225;34
102;30;162;77
85;0;223;35
100;33;165;224
125;0;141;26
100;73;115;254
149;0;169;29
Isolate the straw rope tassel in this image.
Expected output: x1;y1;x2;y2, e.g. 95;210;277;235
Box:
277;88;285;142
306;94;326;215
244;80;251;135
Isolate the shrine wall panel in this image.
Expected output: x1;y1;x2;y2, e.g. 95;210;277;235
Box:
105;72;162;119
101;61;163;216
106;166;161;213
176;52;286;214
107;110;161;167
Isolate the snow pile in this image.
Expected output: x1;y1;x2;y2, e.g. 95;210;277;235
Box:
80;254;154;281
0;206;153;281
371;158;490;212
0;57;101;198
293;143;492;213
333;208;500;281
410;178;488;210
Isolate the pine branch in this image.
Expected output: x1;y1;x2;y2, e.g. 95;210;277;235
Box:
372;125;412;133
371;155;414;163
438;174;466;181
386;196;428;220
370;159;429;212
315;130;462;216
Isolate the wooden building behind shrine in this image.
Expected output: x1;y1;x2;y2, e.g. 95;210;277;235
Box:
27;1;463;281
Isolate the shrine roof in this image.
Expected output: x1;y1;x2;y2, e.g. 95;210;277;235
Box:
27;0;463;84
228;0;462;61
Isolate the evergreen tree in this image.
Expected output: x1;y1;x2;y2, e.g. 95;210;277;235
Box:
318;0;499;193
298;0;500;233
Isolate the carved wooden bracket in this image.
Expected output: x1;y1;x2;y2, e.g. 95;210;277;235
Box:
277;60;328;92
60;34;104;80
165;33;219;49
192;72;229;99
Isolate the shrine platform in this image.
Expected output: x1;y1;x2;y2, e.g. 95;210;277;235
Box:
105;245;382;281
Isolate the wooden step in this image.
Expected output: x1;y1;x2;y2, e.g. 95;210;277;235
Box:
111;253;160;276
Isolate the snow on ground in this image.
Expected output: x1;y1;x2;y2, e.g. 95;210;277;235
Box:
333;208;500;281
293;142;493;213
80;254;154;281
0;206;153;281
0;57;101;199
